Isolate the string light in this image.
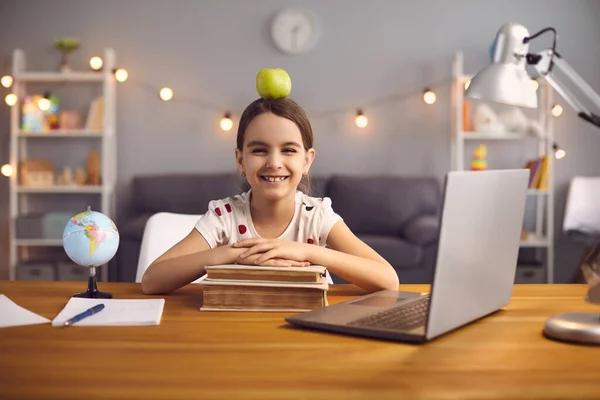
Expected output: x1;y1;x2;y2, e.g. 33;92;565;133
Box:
553;143;566;160
37;97;51;111
220;112;233;131
464;80;471;90
1;75;12;88
89;56;103;71
1;66;451;129
113;68;128;83
1;164;13;177
355;109;368;128
551;104;563;117
423;88;436;105
159;87;173;101
5;93;17;106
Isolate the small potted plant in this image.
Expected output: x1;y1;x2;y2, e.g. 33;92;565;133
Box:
54;37;80;72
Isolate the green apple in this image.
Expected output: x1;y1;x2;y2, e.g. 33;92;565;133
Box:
256;68;292;99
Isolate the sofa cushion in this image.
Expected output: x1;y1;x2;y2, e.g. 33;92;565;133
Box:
305;175;328;198
120;213;153;240
326;175;441;235
132;173;246;214
402;215;440;245
358;234;422;270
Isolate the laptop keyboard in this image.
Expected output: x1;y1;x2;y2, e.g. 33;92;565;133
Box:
347;296;430;331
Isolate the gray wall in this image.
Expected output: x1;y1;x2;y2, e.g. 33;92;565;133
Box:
1;0;599;282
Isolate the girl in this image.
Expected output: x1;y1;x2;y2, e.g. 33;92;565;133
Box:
141;98;399;294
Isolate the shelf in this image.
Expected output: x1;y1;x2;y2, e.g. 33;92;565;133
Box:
461;131;533;140
520;236;550;247
16;185;103;194
15;239;63;247
13;71;104;82
17;129;103;138
7;48;116;284
527;189;548;195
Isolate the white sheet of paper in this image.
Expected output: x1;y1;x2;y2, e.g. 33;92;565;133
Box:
51;297;166;327
0;294;51;328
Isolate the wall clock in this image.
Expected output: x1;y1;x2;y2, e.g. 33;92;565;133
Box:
271;8;319;55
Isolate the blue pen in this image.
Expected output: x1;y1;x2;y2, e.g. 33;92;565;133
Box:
64;304;105;326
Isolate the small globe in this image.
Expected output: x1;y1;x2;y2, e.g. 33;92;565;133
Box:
62;209;120;268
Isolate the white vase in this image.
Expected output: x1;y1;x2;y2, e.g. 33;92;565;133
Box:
60;52;72;73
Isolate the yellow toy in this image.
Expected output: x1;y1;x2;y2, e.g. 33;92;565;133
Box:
471;144;488;171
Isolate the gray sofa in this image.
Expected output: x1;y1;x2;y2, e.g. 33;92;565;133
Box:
116;173;442;284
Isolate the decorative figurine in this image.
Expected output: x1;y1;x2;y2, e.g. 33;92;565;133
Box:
470;144;488;171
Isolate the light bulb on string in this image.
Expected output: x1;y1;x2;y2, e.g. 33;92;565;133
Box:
220;112;233;131
113;68;128;83
464;80;471;90
89;56;103;71
423;88;436;105
37;92;51;111
159;87;173;101
355;109;368;128
1;164;13;177
551;104;563;117
1;75;12;88
5;93;17;106
553;143;566;160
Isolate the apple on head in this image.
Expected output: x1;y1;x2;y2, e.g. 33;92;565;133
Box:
256;68;292;99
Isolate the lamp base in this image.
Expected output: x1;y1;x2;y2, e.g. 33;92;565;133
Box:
543;312;600;345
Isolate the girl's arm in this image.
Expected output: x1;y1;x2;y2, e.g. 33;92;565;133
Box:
141;229;242;295
309;220;400;293
235;221;399;293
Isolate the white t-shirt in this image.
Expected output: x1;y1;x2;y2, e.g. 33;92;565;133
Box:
195;190;343;248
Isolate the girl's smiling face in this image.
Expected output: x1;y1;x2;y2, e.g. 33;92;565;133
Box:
236;112;315;201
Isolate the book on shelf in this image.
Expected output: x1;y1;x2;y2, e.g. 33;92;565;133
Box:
85;96;104;131
200;264;329;312
524;156;549;190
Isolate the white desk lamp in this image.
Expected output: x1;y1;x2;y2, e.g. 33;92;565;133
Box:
466;22;600;345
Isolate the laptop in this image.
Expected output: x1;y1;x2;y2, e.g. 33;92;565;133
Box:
285;169;530;343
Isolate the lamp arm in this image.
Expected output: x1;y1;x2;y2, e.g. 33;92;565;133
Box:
532;50;600;129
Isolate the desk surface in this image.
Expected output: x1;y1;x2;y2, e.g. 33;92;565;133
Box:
1;281;599;400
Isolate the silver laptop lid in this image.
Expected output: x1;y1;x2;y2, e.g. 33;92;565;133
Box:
425;169;529;340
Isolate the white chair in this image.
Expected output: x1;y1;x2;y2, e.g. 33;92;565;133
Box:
563;176;600;236
135;212;204;283
136;211;334;284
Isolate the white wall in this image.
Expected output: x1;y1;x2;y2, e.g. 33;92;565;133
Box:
0;0;599;281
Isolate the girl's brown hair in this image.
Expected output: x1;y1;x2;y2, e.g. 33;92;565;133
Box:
237;98;314;194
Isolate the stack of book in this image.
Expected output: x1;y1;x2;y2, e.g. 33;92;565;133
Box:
200;264;329;312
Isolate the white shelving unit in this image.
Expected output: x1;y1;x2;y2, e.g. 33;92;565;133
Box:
451;52;555;283
8;48;117;283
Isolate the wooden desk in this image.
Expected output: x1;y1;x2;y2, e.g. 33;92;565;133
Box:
1;281;600;399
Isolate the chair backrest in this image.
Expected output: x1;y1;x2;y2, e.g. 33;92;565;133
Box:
563;176;600;235
136;212;204;283
136;212;334;285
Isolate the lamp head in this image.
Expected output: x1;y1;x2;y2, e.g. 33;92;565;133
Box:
465;22;538;108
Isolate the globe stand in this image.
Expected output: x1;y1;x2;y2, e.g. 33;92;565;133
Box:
72;266;112;299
